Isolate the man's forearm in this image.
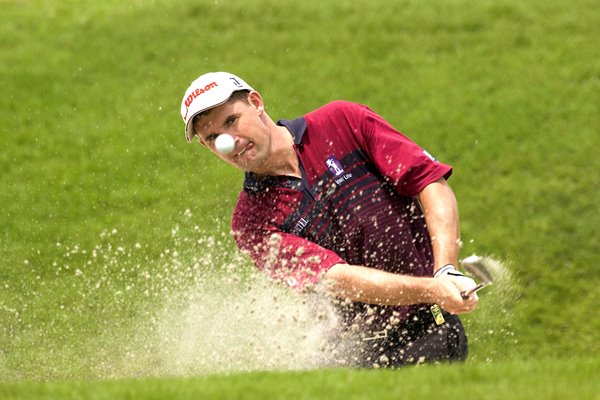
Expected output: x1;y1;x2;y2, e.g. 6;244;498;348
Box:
322;263;478;314
323;263;437;305
417;178;461;274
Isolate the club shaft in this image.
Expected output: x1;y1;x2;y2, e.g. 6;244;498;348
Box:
460;282;491;299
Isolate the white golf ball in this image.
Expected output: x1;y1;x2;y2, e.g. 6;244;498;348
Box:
215;133;235;154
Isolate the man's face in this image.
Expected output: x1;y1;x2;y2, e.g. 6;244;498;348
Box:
192;92;271;173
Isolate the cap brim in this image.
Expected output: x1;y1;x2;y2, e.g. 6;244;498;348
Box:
185;111;202;143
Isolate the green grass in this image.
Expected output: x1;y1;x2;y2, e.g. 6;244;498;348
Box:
1;358;598;400
1;0;599;396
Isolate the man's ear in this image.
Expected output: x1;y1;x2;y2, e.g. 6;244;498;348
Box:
248;90;264;113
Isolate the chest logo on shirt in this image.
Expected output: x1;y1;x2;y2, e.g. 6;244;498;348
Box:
326;156;345;176
326;155;353;185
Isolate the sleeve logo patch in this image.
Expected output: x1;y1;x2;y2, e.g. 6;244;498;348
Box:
422;150;437;161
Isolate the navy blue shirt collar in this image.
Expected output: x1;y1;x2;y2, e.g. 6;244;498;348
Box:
277;117;307;145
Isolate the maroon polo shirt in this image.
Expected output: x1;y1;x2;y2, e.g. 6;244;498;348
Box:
231;101;452;328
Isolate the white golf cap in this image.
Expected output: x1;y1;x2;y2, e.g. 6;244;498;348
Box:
180;72;254;142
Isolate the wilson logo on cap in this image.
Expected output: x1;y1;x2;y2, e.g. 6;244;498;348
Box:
182;81;219;120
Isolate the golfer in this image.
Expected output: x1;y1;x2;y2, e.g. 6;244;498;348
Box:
180;72;479;368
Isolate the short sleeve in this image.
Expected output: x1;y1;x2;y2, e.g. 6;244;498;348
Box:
353;104;452;196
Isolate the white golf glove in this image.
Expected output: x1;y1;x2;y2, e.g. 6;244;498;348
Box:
434;264;477;297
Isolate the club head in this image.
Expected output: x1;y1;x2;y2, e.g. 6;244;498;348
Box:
460;255;494;283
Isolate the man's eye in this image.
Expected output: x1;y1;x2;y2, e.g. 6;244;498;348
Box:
225;116;238;126
206;134;218;142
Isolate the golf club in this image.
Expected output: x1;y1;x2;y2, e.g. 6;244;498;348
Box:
459;255;494;299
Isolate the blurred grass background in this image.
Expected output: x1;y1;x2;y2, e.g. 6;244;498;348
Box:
1;0;598;386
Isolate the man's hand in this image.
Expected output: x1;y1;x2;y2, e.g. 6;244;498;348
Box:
431;278;478;314
435;265;478;294
432;265;479;314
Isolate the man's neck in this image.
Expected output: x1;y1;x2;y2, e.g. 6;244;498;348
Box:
255;125;301;178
